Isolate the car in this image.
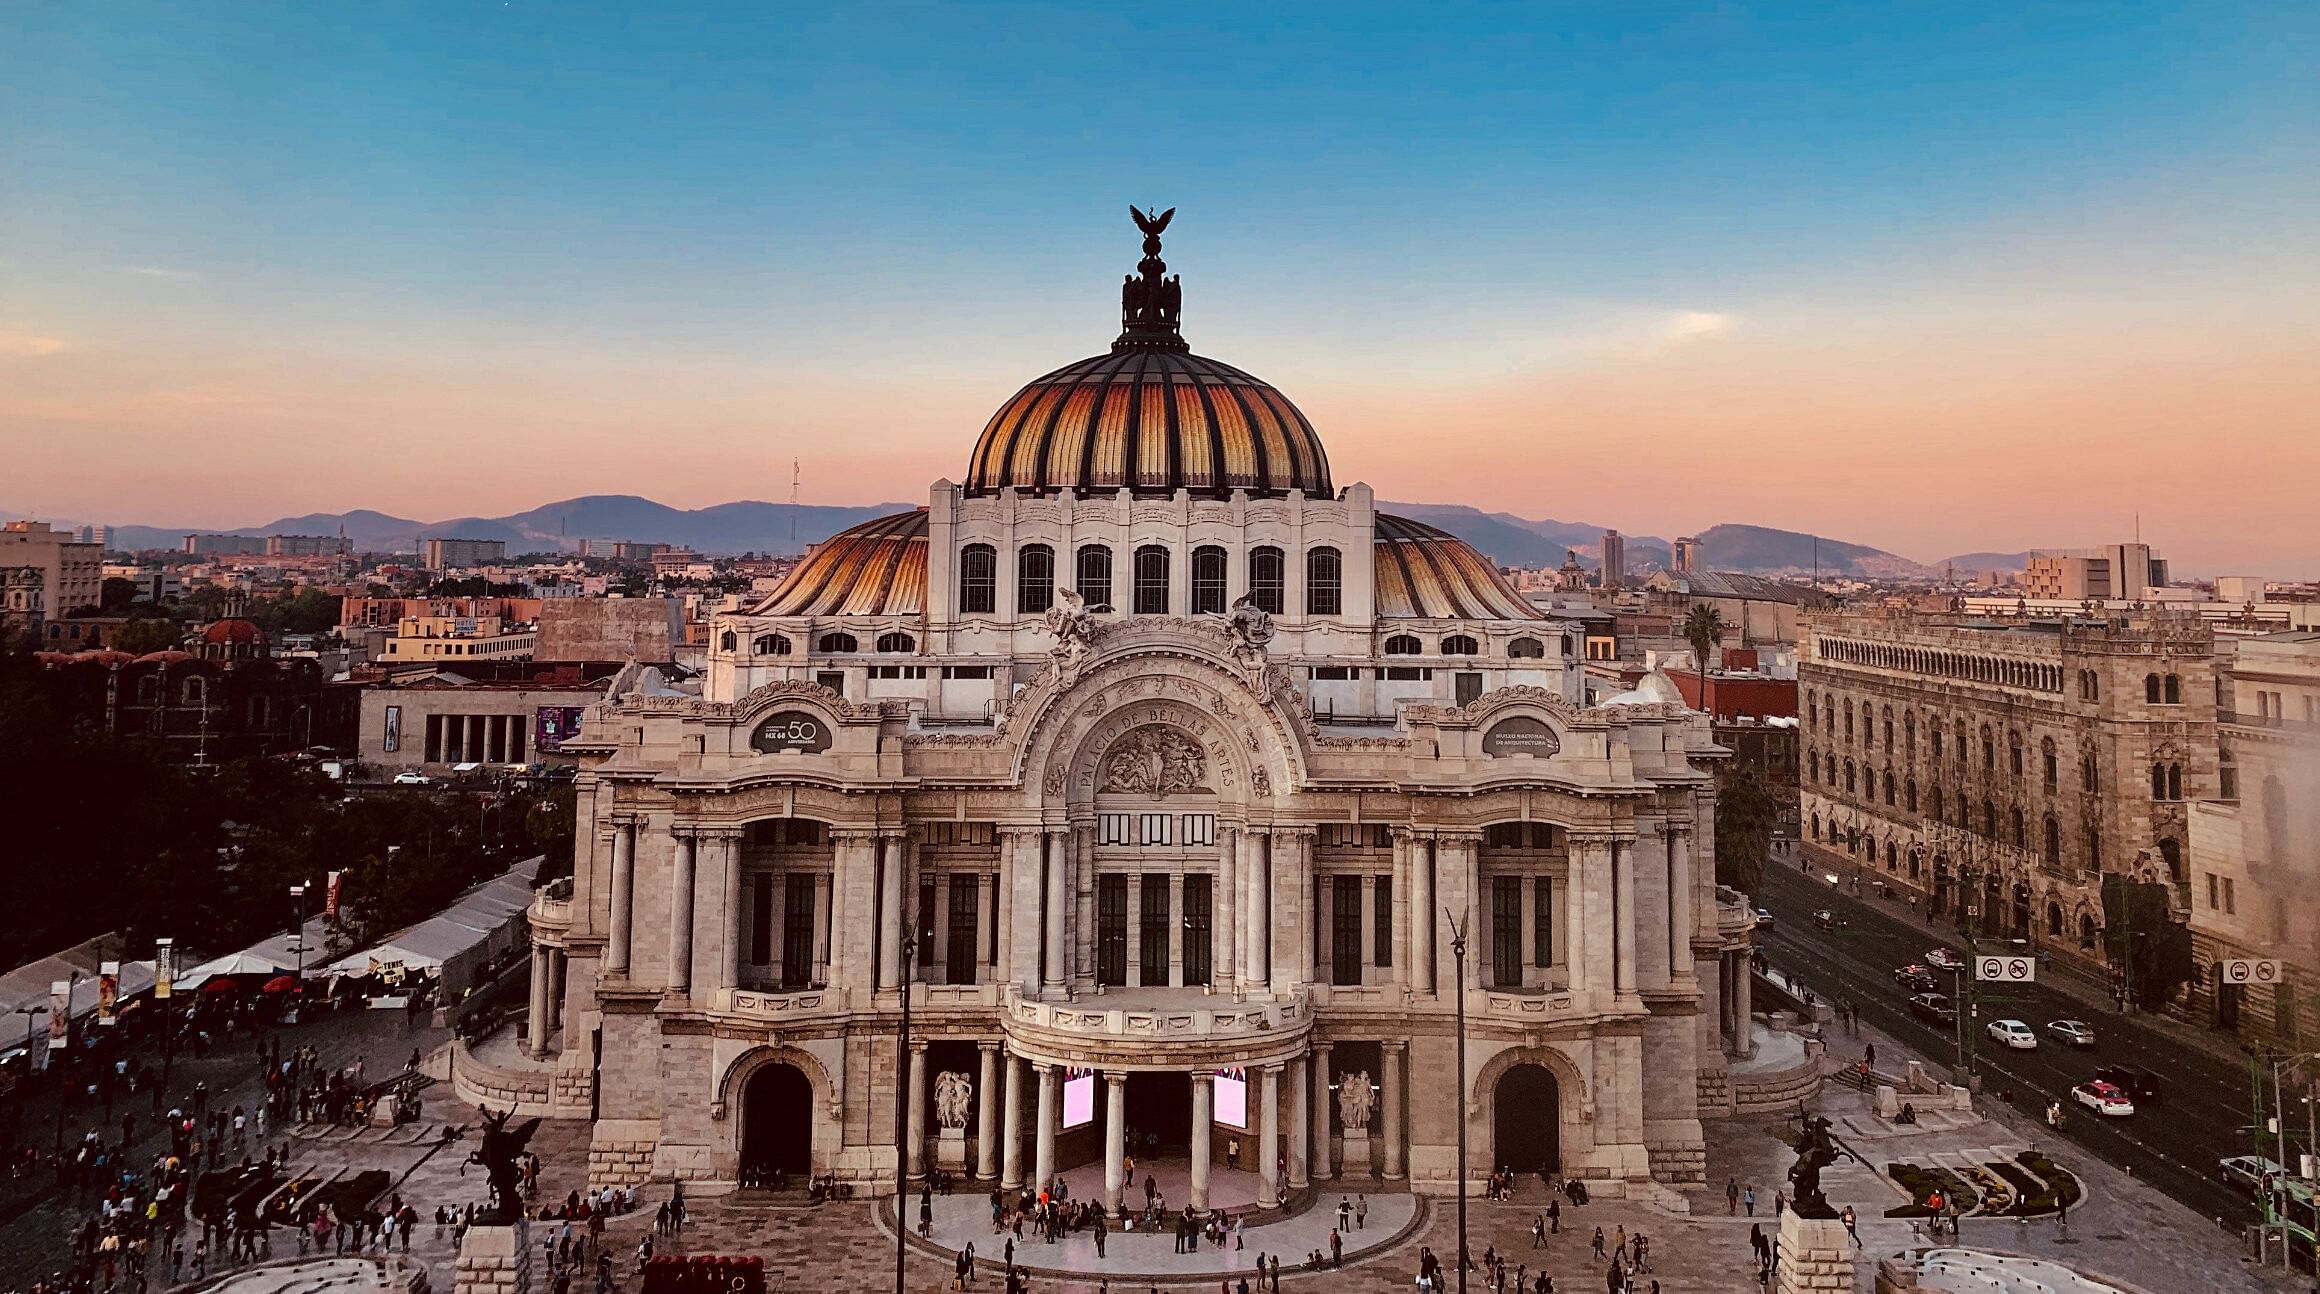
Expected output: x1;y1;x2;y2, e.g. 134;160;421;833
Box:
1893;964;1940;993
1813;909;1844;931
2071;1080;2135;1117
390;771;433;786
1907;992;1957;1026
2221;1155;2290;1192
1985;1019;2038;1050
1755;909;1775;931
1924;948;1964;972
2046;1019;2097;1048
2093;1064;2164;1105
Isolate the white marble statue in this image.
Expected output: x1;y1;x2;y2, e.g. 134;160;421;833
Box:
934;1070;973;1131
1337;1070;1373;1131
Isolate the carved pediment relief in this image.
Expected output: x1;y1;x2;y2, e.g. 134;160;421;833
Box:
1098;724;1210;797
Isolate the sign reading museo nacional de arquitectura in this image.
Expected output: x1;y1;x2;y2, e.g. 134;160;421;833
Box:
526;211;1746;1207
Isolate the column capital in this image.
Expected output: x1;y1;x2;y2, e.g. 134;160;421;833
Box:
997;825;1047;841
1311;1039;1333;1055
977;1040;1002;1055
1103;1068;1130;1082
1191;1070;1214;1088
1568;829;1623;848
1262;1062;1285;1078
609;811;645;827
1381;1039;1408;1055
909;1039;929;1055
830;827;884;844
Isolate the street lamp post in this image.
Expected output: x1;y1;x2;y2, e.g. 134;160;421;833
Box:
1448;910;1469;1294
53;971;78;1153
892;911;918;1294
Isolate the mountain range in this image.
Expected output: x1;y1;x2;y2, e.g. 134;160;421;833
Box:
52;493;2010;579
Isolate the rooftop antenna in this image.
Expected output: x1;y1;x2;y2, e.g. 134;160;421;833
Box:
789;458;800;553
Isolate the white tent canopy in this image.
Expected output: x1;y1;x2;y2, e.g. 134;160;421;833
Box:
0;937;157;1026
325;857;540;990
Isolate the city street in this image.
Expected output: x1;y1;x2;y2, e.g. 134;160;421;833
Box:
1758;860;2272;1232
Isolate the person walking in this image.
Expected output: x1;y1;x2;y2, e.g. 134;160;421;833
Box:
1356;1194;1367;1230
1725;1178;1739;1215
1591;1226;1606;1260
1532;1215;1546;1248
1743;1185;1757;1216
1840;1205;1860;1247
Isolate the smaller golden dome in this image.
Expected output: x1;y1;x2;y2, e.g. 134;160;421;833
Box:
750;511;928;617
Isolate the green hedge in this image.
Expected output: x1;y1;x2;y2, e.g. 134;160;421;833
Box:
2016;1150;2083;1208
1885;1161;1980;1218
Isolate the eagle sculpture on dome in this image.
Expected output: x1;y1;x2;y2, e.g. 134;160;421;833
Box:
1131;205;1174;236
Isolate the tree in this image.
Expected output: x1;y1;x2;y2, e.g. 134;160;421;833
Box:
101;577;141;612
1715;760;1780;898
1683;603;1727;715
112;616;183;655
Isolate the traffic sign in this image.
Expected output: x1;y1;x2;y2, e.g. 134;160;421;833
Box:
1976;955;2037;983
2221;959;2282;986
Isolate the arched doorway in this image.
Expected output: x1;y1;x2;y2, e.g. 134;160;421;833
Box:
740;1062;814;1179
1492;1064;1560;1175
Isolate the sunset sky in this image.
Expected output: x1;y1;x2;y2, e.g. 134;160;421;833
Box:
3;3;2314;573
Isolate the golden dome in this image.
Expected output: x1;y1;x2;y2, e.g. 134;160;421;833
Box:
1374;514;1546;621
962;208;1332;499
750;510;928;617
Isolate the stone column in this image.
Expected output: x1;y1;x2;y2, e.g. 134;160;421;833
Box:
1437;834;1480;995
1257;1064;1281;1208
1410;835;1435;994
1736;946;1756;1058
1189;1072;1213;1210
1381;1041;1407;1180
1569;834;1605;998
1005;830;1043;992
976;1044;1001;1180
878;834;905;990
1000;1054;1025;1190
1239;828;1268;991
1033;1064;1058;1193
548;949;565;1031
1614;838;1638;996
1102;1071;1127;1212
606;817;636;977
905;1041;928;1183
525;944;552;1057
1390;832;1412;986
1311;1042;1334;1179
1217;825;1239;985
833;830;878;991
1043;830;1068;989
718;832;743;994
666;831;697;996
1668;824;1696;985
1271;831;1310;990
1287;1054;1310;1191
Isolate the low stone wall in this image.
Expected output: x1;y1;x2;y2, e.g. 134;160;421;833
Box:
1774;1213;1853;1293
587;1118;660;1190
1733;1039;1830;1114
449;1039;554;1116
454;1221;532;1294
1697;1068;1735;1117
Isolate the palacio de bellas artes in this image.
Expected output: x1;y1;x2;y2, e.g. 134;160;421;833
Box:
525;210;1745;1213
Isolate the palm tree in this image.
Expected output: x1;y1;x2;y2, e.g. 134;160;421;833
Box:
1683;603;1727;715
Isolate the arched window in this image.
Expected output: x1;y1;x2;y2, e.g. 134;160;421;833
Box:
1886;840;1898;870
1305;546;1342;617
2150;763;2168;800
2159;837;2183;882
1882;707;1894;751
1844;760;1857;794
1131;545;1171;614
1805;690;1817;726
2043;814;2061;867
1905;778;1918;813
958;544;997;615
1017;544;1055;615
1883;770;1895;806
181;677;206;706
2041;737;2057;790
2009;806;2025;847
1843;701;1854;741
1248;546;1286;615
875;631;916;653
2047;903;2064;938
753;633;791;656
1930;723;1944;760
817;631;858;653
1982;798;1997;837
2079;914;2098;947
1810;814;1821;840
2163;673;2181;704
1507;637;1545;659
1902;711;1915;751
719;629;737;652
136;676;161;705
1807;751;1821;781
1190;545;1228;616
2085;827;2102;872
2144;673;2161;703
1932;786;1946;821
2167;763;2182;800
2082;752;2099;793
1383;634;1423;656
1980;724;1995;768
1075;544;1113;608
1440;634;1480;656
2008;732;2023;777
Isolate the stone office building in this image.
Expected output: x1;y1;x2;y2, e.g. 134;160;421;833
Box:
532;215;1737;1205
1798;609;2214;964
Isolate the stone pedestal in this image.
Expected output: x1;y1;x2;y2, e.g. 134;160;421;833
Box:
1774;1213;1854;1294
1340;1134;1374;1176
455;1221;532;1294
936;1127;969;1173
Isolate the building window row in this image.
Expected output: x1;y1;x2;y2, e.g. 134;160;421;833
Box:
1814;637;2062;693
959;542;1344;618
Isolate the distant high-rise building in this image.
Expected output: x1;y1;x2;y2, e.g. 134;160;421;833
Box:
266;534;351;558
1672;535;1703;573
423;537;509;571
182;533;268;557
2023;543;2169;601
74;524;114;549
3;521;103;613
1600;530;1626;590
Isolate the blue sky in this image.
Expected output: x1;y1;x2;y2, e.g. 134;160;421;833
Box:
3;2;2315;569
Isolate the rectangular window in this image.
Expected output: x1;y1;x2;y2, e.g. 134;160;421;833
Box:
1332;874;1364;986
868;664;926;679
1180;814;1216;846
1306;547;1342;617
1248;547;1286;615
1139;813;1173;846
1534;876;1554;967
2207;873;2220;908
1183;874;1212;987
1097;875;1128;986
1098;813;1133;846
508;717;525;763
1076;545;1113;609
780;874;814;987
749;877;774;967
940;665;995;679
424;713;443;763
1140;874;1171;985
1490;876;1523;988
1379;666;1432;681
1310;666;1356;680
2224;878;2237;915
917;879;938;974
946;874;980;984
1191;546;1228;616
1373;874;1392;967
383;705;401;753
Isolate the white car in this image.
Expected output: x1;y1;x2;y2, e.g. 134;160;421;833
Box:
2046;1019;2097;1048
1755;909;1775;931
2073;1080;2135;1117
391;771;433;786
1924;948;1964;972
1985;1019;2038;1051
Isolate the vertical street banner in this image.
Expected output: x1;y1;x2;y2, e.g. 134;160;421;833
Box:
327;871;343;919
46;982;69;1049
154;939;174;1000
97;962;119;1026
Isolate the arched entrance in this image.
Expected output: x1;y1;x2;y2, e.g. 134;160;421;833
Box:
1492;1064;1561;1174
740;1062;814;1179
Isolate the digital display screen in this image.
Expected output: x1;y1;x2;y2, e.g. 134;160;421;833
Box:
1212;1069;1247;1130
1062;1070;1095;1129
